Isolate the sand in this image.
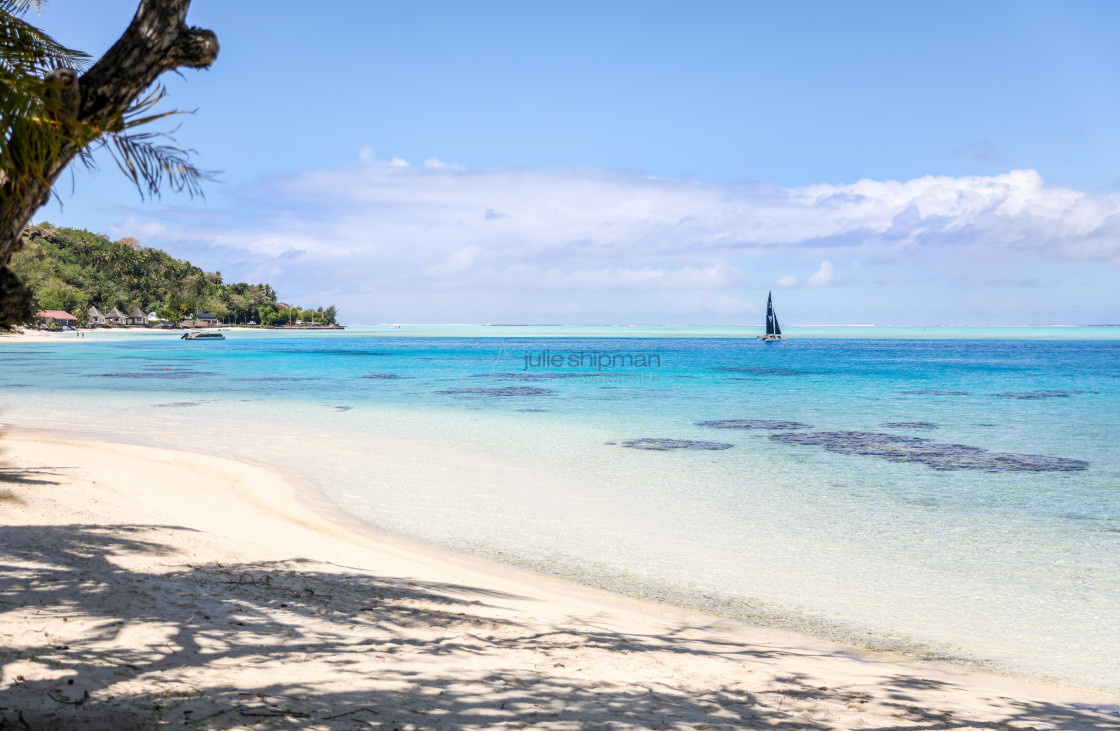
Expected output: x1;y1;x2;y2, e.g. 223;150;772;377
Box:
0;328;179;344
1;431;1118;730
0;326;325;344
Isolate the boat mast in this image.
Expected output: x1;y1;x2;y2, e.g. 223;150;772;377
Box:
766;291;779;337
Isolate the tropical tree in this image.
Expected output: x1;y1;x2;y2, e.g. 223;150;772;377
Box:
34;279;86;313
0;0;218;327
157;294;191;327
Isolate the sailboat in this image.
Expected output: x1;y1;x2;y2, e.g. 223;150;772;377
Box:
757;291;783;341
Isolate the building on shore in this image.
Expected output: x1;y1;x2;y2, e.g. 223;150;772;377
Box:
104;307;125;326
37;310;77;327
126;307;147;326
87;306;106;326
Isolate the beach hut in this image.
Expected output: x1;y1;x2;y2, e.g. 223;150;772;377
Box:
37;309;77;327
126;307;146;326
104;307;125;326
196;312;218;326
87;305;105;326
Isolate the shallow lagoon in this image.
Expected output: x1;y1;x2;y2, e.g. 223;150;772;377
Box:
4;326;1119;691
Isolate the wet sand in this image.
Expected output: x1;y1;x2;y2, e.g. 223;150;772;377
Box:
1;431;1118;729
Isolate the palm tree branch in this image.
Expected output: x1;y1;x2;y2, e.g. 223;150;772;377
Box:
99;127;214;199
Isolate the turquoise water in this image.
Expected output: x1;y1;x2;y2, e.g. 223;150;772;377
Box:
3;326;1119;692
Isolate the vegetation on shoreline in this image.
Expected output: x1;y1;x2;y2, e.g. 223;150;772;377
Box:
10;223;337;327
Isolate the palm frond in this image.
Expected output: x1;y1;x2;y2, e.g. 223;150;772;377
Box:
1;1;92;198
0;2;88;75
2;3;214;203
83;83;216;199
101;129;214;199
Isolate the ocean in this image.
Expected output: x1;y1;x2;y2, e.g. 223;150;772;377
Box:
3;325;1118;692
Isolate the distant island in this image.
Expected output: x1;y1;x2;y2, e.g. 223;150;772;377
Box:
11;224;337;327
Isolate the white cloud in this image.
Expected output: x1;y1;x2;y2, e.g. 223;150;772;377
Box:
359;146;413;168
261;165;1120;264
776;275;799;288
125;163;1120;322
806;261;834;287
107;216;174;242
425;157;464;170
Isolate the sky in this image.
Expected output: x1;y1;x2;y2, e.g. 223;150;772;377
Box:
29;0;1120;325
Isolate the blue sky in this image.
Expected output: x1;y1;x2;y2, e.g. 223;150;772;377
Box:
31;1;1120;325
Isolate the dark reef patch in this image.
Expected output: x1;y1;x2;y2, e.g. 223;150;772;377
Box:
264;349;391;357
697;419;812;430
880;422;939;430
620;438;733;451
126;356;195;362
517;408;548;412
361;373;405;380
86;371;215;379
716;366;818;377
331;405;353;412
769;431;1087;472
899;390;971;396
436;386;556;396
234;376;323;382
469;372;565;382
995;390;1074;400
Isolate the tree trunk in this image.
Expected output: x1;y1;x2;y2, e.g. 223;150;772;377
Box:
0;0;218;327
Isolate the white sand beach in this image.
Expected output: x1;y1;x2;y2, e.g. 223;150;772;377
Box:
2;431;1118;729
0;327;244;343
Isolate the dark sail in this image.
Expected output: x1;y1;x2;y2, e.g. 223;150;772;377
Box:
766;291;781;336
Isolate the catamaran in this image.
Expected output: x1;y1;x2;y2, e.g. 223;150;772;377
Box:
757;291;782;341
181;331;225;340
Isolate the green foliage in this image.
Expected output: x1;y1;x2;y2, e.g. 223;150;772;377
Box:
10;223;338;326
35;279;86;313
1;2;211;204
157;294;192;325
1;0;92;200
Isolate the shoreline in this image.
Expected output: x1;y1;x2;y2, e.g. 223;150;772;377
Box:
8;419;1106;694
2;430;1117;728
6;323;1120;344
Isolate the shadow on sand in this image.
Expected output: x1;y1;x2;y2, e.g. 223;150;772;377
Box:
1;524;1117;730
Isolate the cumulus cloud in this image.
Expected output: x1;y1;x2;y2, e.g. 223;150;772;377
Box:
107;216;175;242
265;165;1120;264
777;262;834;289
806;261;834;287
127;162;1120;322
424;157;464;170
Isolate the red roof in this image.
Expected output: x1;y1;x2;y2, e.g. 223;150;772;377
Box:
37;310;77;320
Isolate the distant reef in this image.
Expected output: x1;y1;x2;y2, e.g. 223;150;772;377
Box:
11;224;337;326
